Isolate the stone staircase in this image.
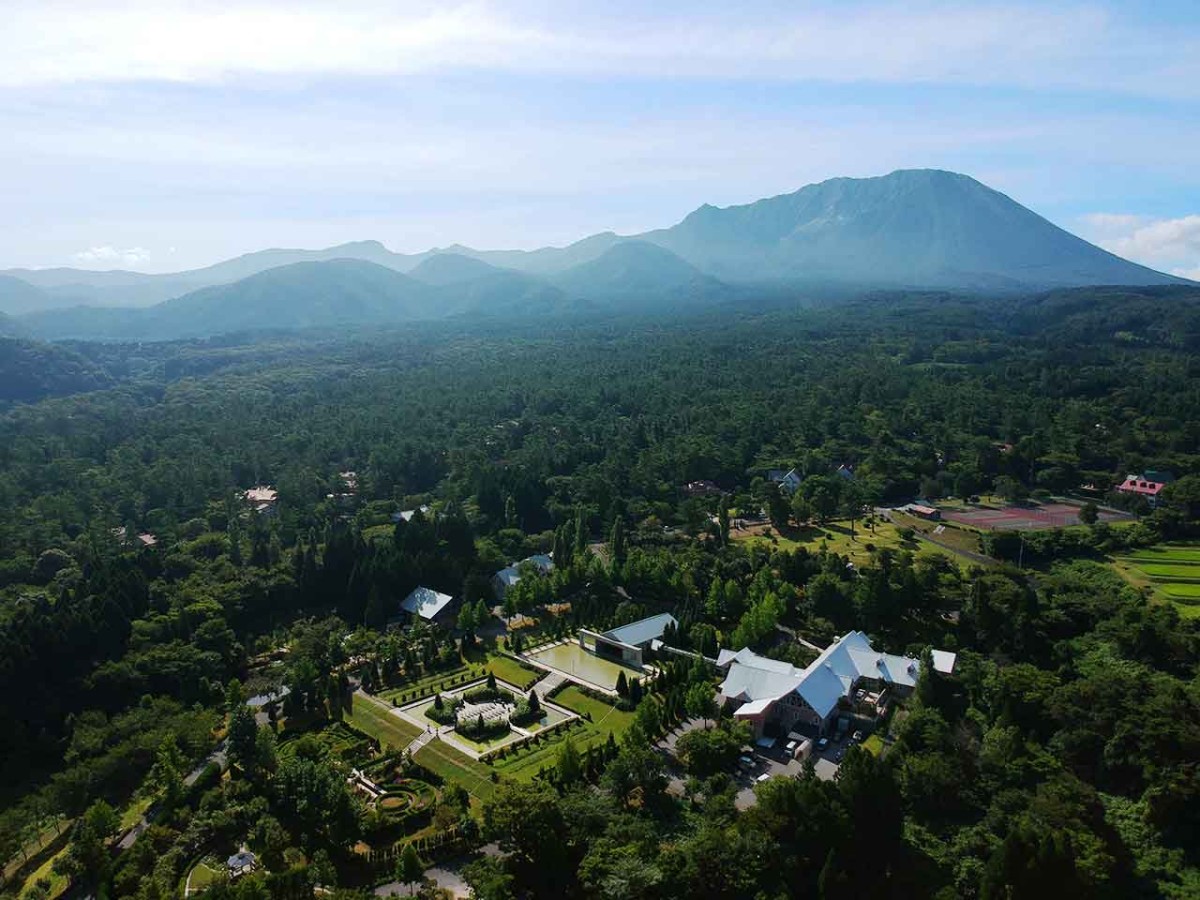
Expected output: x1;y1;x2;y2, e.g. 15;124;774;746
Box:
404;727;438;755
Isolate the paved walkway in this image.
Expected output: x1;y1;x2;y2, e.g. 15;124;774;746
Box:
536;670;567;695
118;741;227;850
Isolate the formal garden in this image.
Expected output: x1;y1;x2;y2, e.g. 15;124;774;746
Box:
397;672;579;756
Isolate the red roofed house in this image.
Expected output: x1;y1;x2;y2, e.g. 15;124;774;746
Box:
1115;471;1174;509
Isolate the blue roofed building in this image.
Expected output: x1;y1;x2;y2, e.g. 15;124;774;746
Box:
717;631;936;738
577;612;679;668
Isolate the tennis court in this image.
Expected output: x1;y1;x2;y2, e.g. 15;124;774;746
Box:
941;502;1130;531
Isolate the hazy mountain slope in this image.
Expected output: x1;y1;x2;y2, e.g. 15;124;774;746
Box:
641;169;1182;288
195;240;416;282
148;259;435;337
428;233;626;275
0;310;25;337
0;274;52;315
22;259;437;340
437;271;569;316
408;253;509;286
6;169;1183;318
3;241;419;309
551;240;730;304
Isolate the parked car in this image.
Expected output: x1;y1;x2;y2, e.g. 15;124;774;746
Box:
785;740;798;754
833;748;846;762
852;730;864;743
738;755;755;770
756;773;771;783
817;737;829;751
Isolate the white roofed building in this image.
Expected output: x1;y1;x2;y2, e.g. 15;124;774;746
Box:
400;586;454;622
717;631;932;738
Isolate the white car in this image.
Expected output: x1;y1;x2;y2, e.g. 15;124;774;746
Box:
756;773;771;783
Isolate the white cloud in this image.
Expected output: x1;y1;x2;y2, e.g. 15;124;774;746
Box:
1078;213;1200;278
0;1;1195;96
72;245;152;266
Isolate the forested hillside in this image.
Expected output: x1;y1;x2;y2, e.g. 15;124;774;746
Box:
1;288;1198;899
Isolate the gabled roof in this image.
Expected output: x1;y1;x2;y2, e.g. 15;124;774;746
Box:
604;612;678;647
720;658;805;705
401;586;453;620
718;631;926;719
392;504;431;523
227;851;256;871
494;565;521;588
493;554;556;589
732;697;775;717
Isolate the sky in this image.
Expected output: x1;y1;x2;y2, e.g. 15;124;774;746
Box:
2;0;1199;278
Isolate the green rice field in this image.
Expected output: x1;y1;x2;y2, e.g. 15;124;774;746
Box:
1135;563;1200;580
1112;543;1200;619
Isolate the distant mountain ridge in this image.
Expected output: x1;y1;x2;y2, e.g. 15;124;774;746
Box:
5;169;1190;338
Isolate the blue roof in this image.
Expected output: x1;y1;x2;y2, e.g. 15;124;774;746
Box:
603;612;677;647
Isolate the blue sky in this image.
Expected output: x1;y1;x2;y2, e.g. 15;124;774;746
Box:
2;0;1198;277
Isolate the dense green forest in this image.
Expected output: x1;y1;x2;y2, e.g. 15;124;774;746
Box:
1;286;1199;899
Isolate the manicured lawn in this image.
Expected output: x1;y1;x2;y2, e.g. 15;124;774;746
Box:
494;721;601;781
346;693;422;749
554;686;635;739
490;689;635;782
377;665;478;703
413;739;496;801
185;859;223;895
483;654;543;690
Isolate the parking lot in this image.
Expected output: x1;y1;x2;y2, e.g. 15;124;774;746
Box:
731;733;859;808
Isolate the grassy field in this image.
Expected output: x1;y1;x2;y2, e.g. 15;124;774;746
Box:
490;687;636;783
16;846;70;899
376;665;478;703
482;654;543;689
862;734;885;757
733;515;978;568
346;693;422;749
413;739;496;801
1112;543;1200;620
185;859;223;896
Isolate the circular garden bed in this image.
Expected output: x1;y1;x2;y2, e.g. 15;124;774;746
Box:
377;779;437;817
